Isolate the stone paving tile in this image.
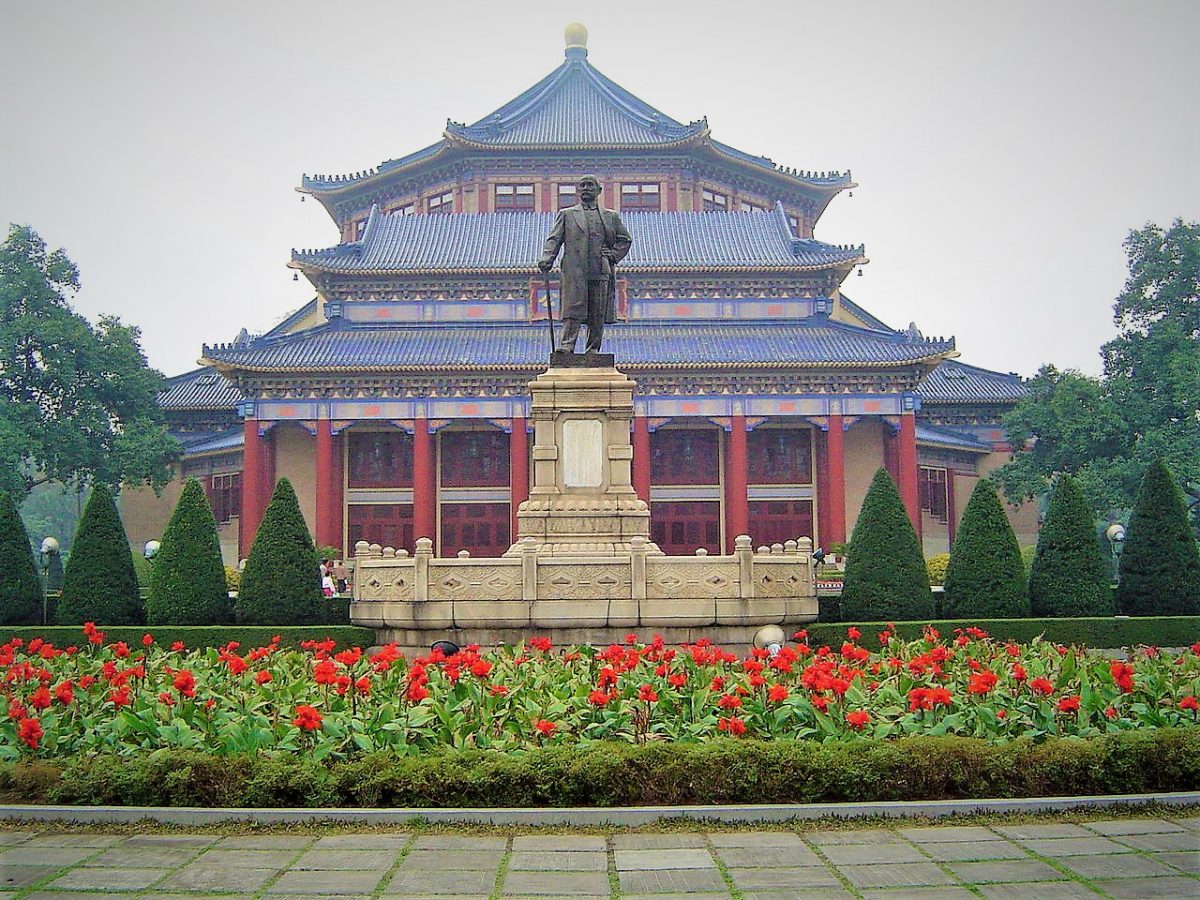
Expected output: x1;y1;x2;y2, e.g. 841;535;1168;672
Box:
946;859;1066;884
615;848;715;870
83;845;202;868
267;868;390;894
23;893;134;900
22;833;126;848
383;868;497;895
152;863;278;893
1095;876;1200;898
726;866;842;890
501;869;611;895
197;848;300;868
806;828;905;846
619;868;728;893
707;832;806;848
623;894;730;900
511;835;606;852
0;846;97;866
1172;816;1200;830
611;833;706;850
45;866;165;891
898;825;998;843
991;823;1093;841
0;833;34;846
410;835;507;851
312;833;411;849
507;850;606;871
740;890;855;900
290;848;398;870
138;893;254;899
839;862;960;889
860;889;978;899
713;845;823;868
1057;852;1178;879
1153;850;1200;873
1019;836;1133;856
1086;818;1186;835
1114;830;1200;852
214;835;314;850
260;896;371;900
821;842;928;865
398;849;505;871
976;883;1101;900
122;834;219;848
0;865;58;890
921;840;1026;862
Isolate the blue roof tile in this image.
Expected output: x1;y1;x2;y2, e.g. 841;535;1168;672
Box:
177;428;245;456
159;367;243;410
917;360;1027;404
292;204;865;274
915;423;992;453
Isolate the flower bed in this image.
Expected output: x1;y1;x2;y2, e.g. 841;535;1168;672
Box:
1;624;1197;759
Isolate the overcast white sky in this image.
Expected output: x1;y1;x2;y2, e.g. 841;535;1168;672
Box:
2;1;1197;380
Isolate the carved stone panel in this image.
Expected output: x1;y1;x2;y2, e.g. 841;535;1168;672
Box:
427;562;523;601
536;562;632;601
645;559;740;599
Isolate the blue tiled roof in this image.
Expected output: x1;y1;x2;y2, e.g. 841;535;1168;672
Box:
159;367;243;410
837;295;893;332
178;428;245;457
201;318;953;372
915;423;992;453
292;204;865;274
918;360;1027;404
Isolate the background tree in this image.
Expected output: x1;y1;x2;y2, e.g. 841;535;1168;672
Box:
236;479;325;625
147;478;230;625
942;479;1028;619
1028;475;1113;617
0;491;42;625
1116;460;1200;616
57;484;142;624
0;225;180;502
840;469;933;621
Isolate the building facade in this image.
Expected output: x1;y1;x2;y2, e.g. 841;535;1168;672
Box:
123;26;1032;564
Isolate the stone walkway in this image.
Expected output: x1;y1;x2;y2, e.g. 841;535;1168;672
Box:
0;815;1196;899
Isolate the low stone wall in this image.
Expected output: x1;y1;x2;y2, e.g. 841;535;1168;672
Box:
352;535;818;651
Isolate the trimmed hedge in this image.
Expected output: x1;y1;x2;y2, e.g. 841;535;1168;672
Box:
800;616;1200;649
147;478;230;625
237;479;325;625
0;625;374;650
943;479;1029;619
1117;459;1200;616
57;484;142;625
4;728;1196;807
0;491;42;625
1029;474;1113;617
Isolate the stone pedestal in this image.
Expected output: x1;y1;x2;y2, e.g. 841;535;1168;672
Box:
506;364;662;557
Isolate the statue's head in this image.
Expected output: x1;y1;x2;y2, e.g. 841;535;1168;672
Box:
577;175;601;203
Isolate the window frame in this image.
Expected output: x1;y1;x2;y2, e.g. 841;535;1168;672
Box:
427;190;454;214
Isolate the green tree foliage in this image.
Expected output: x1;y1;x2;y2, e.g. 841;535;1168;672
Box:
997;220;1200;534
236;479;325;625
1116;460;1200;616
57;484;141;624
0;225;180;502
942;479;1028;618
0;491;42;625
147;479;230;625
840;469;932;621
1028;475;1113;617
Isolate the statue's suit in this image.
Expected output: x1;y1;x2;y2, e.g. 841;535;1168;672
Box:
539;204;633;330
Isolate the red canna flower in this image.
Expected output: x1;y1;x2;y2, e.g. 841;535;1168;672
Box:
406;683;429;703
638;684;658;702
255;670;273;685
112;641;130;659
717;693;742;710
529;637;553;652
533;718;556;736
1179;695;1198;711
625;633;638;645
1105;706;1119;719
17;717;42;749
668;673;687;689
293;705;323;731
1110;661;1135;693
79;675;95;690
1029;677;1054;696
1057;695;1081;713
109;687;131;708
847;627;861;640
354;676;371;695
173;670;196;698
29;686;51;711
1011;663;1028;682
488;684;508;696
967;671;999;695
313;659;337;685
470;659;492;678
812;695;830;712
6;701;26;720
53;681;73;706
588;689;613;706
846;710;870;730
142;634;154;647
768;684;789;703
171;641;186;652
717;716;747;736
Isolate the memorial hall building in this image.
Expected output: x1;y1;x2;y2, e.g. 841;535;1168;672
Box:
124;26;1032;564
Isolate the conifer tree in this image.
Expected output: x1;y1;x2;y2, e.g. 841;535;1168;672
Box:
236;479;325;625
57;484;141;624
147;478;230;625
1029;474;1113;617
1116;459;1200;615
0;491;42;625
840;468;933;621
943;478;1029;618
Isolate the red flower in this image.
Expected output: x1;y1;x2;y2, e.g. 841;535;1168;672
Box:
529;637;553;652
638;684;658;702
223;654;248;676
668;673;687;689
1179;695;1198;711
142;634;154;647
717;693;742;710
846;627;861;640
533;718;556;736
6;701;26;720
255;670;273;685
470;659;492;678
1110;661;1135;693
313;659;337;685
53;681;73;706
293;705;323;731
625;633;638;645
812;695;830;712
159;691;176;706
1029;677;1054;696
171;641;186;652
17;717;42;750
967;671;999;695
79;675;95;690
488;684;508;696
1104;706;1119;719
846;710;870;730
588;689;613;707
717;716;747;736
1011;663;1028;682
406;683;429;703
768;684;789;703
29;686;51;711
109;687;131;708
173;670;196;698
112;642;130;659
1057;695;1081;713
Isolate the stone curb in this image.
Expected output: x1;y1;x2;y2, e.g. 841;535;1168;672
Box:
1;792;1197;827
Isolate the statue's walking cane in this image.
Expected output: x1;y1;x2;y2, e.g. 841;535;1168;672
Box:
544;269;556;355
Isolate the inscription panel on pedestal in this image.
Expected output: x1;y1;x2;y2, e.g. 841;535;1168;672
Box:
561;418;604;488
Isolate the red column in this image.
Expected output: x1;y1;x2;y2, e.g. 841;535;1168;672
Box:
477;178;490;213
815;429;831;546
315;419;334;550
898;412;921;536
412;418;436;545
633;415;651;505
240;418;262;559
826;415;847;544
725;416;749;553
509;417;528;541
945;467;957;547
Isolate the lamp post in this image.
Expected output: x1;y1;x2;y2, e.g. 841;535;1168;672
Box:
39;536;60;626
1105;523;1126;588
753;624;787;658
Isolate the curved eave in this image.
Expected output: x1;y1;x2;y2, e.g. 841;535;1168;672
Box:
917;436;990;454
297;142;454;199
286;260;868;278
442;126;710;154
703;143;856;196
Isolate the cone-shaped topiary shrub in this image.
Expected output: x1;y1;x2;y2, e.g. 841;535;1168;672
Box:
943;478;1029;618
147;478;231;625
841;468;933;621
0;491;42;625
57;484;141;624
1117;459;1200;616
236;479;325;625
1029;474;1113;617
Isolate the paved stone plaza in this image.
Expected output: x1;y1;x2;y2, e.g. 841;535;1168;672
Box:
0;816;1196;899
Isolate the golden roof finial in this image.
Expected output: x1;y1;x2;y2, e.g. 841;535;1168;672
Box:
564;23;588;55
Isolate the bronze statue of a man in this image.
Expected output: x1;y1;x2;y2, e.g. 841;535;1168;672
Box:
537;175;632;353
